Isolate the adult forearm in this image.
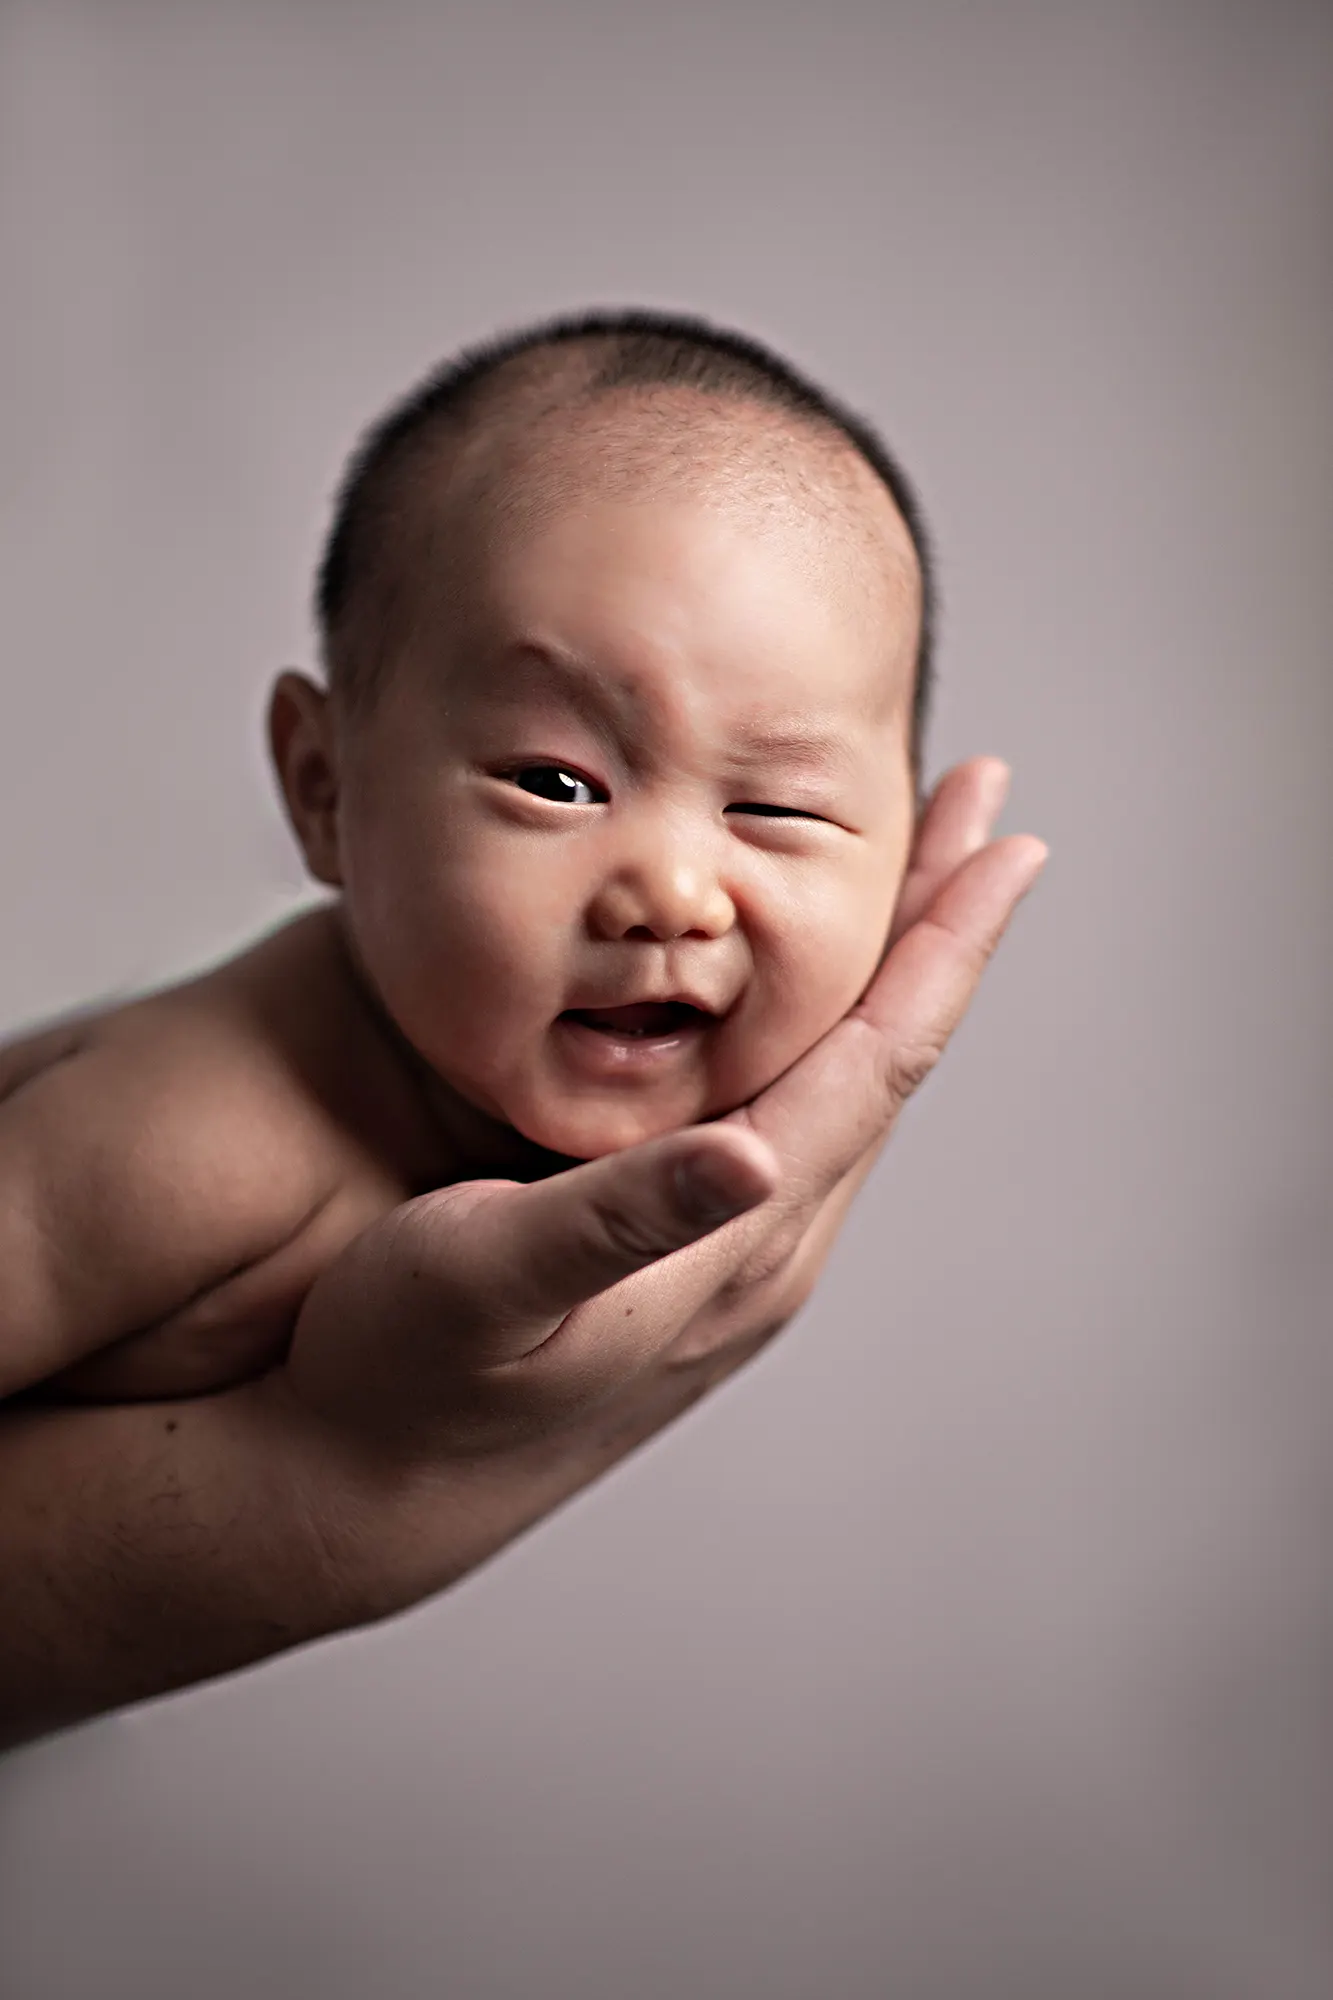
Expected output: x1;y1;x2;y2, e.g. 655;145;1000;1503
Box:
0;1378;366;1748
0;1367;675;1753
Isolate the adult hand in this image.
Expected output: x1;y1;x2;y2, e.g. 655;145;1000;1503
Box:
0;756;1043;1746
278;756;1047;1612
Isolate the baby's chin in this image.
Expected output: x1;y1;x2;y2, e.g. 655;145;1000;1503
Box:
504;1089;730;1163
492;1038;814;1161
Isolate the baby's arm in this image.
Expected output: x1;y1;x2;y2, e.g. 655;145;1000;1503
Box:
0;1007;338;1402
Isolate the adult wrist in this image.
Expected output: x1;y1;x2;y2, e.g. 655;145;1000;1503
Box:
251;1369;578;1628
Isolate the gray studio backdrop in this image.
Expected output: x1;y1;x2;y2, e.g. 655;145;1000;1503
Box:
2;5;1331;1998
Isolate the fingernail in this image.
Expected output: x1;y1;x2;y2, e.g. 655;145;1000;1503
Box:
674;1154;754;1224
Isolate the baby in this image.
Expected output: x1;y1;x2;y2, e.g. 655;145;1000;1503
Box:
0;309;935;1404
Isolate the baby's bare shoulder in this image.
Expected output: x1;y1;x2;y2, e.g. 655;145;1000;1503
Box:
18;970;343;1205
0;917;379;1396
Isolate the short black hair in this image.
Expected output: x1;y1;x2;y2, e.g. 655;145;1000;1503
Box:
316;308;937;776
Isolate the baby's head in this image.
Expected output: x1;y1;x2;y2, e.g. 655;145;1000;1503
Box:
273;311;936;1161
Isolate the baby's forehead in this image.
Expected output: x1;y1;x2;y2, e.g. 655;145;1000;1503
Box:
433;390;921;664
431;481;916;759
452;386;912;560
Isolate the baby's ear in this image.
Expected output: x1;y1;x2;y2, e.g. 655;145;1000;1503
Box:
267;671;343;886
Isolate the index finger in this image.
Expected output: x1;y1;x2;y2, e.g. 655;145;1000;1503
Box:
729;832;1048;1202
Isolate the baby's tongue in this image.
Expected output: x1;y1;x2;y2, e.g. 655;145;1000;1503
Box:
565;1002;694;1036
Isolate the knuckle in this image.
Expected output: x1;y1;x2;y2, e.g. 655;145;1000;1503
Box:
732;1313;797;1366
582;1192;678;1269
881;1033;947;1108
717;1222;800;1311
664;1303;793;1373
737;1237;791;1295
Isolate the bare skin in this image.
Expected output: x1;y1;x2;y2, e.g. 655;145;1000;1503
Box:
0;393;1047;1744
0;757;1045;1748
2;404;923;1404
0;905;541;1402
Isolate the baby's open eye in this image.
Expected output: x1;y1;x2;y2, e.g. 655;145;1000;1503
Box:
506;765;606;806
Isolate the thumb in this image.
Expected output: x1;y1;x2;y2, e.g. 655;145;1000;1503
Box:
416;1122;779;1369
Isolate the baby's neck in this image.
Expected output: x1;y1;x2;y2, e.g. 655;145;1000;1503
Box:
326;908;580;1190
405;1052;579;1187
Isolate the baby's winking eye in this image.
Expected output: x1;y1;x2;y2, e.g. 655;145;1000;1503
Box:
726;802;827;822
506;765;606;806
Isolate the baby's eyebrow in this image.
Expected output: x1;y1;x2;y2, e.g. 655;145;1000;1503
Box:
730;726;859;776
471;643;863;779
473;641;647;737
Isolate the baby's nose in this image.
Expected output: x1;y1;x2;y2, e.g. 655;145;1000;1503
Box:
589;855;736;944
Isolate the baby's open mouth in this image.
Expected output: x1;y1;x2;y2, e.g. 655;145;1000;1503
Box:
559;1001;712;1038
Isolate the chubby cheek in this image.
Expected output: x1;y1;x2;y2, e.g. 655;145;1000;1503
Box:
342;814;574;1076
739;858;902;1087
